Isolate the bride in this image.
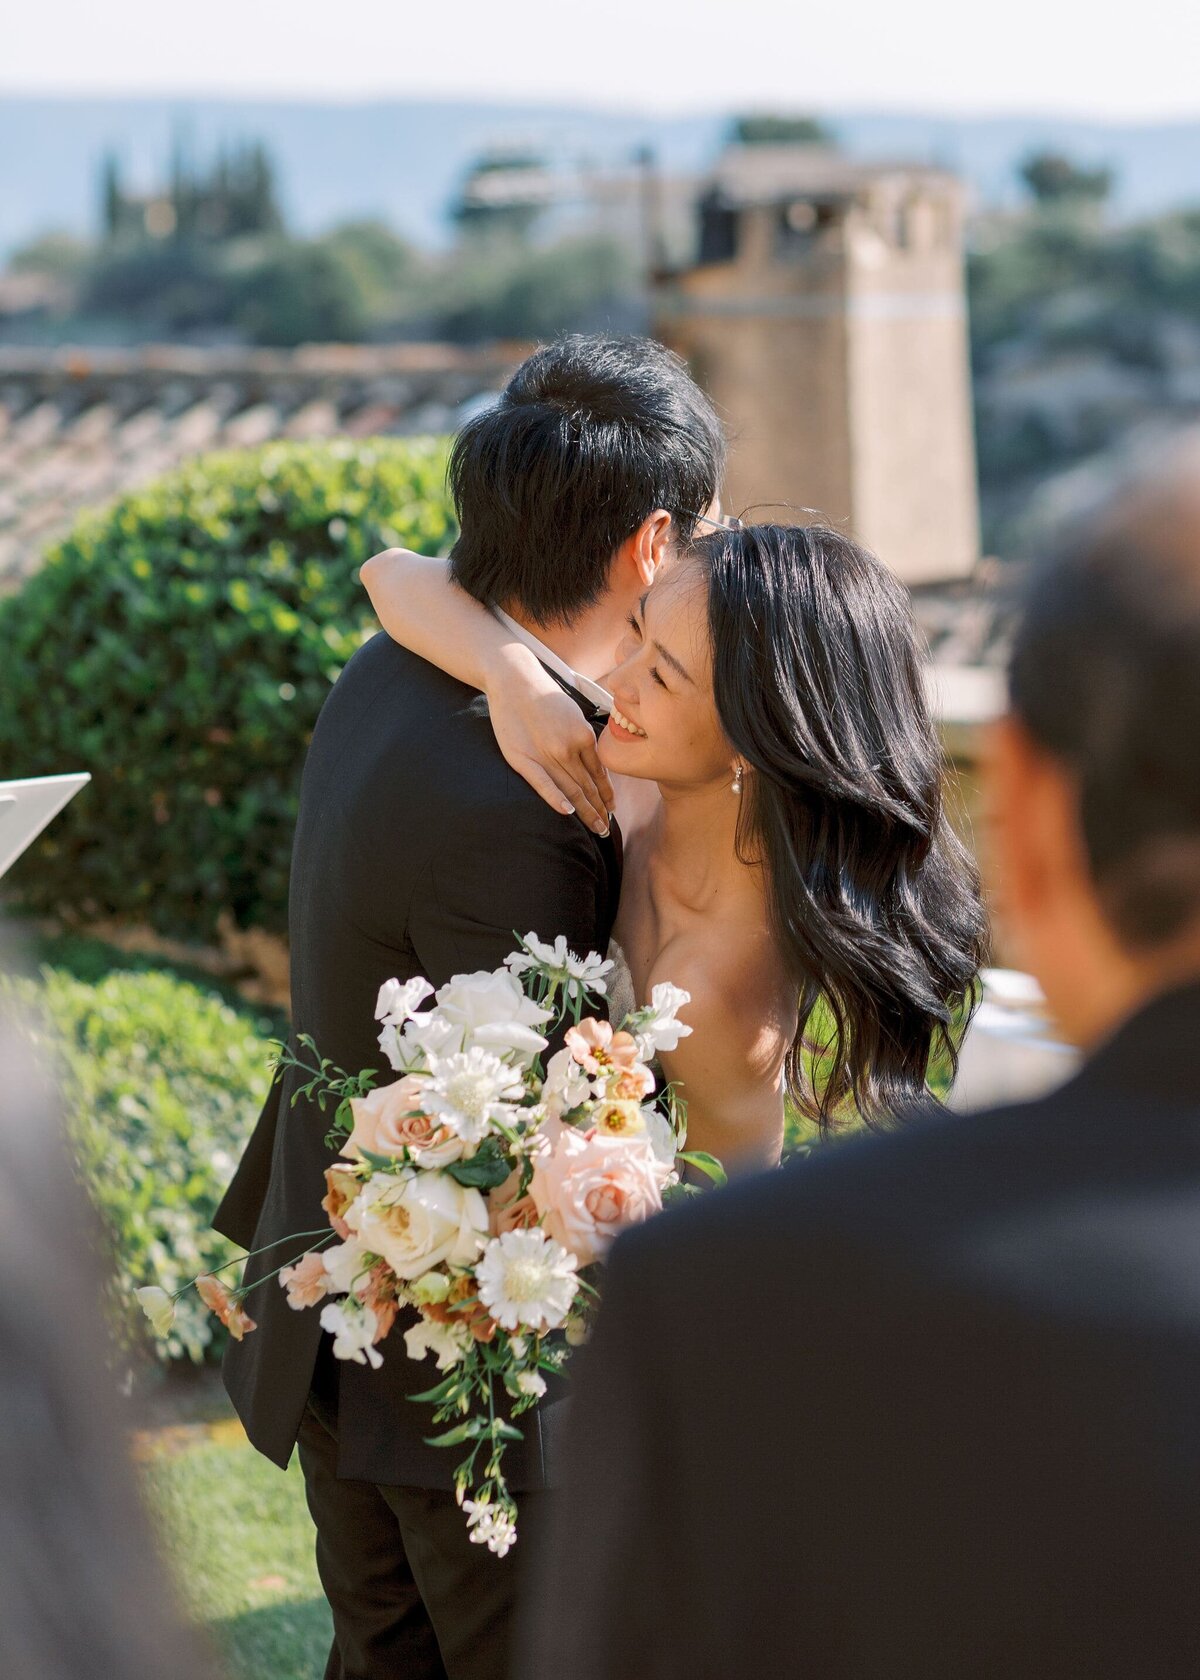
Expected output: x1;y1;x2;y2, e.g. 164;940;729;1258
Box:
362;519;986;1169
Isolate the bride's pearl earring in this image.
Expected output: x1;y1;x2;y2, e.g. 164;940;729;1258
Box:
731;766;743;795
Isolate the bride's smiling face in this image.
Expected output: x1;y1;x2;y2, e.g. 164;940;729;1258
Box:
598;560;734;788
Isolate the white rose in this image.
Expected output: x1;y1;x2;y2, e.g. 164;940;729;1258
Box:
434;969;552;1062
399;1011;460;1064
346;1169;489;1280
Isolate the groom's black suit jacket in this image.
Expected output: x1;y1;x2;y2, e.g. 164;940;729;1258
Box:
214;630;620;1489
524;980;1200;1679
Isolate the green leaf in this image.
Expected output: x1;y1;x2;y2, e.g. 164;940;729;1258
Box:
409;1375;461;1405
445;1146;511;1190
356;1146;399;1173
676;1149;729;1188
423;1419;488;1448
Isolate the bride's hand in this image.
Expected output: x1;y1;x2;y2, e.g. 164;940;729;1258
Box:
485;644;615;836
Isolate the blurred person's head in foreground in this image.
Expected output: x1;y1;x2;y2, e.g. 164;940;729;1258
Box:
989;430;1200;1047
0;961;212;1680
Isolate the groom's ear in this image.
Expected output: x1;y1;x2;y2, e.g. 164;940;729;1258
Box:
626;509;675;589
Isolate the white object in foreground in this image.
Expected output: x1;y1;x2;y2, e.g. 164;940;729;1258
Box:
0;773;91;881
949;967;1080;1112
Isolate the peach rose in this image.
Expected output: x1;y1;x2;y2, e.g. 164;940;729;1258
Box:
343;1078;464;1168
279;1251;329;1310
322;1165;361;1239
529;1125;665;1267
195;1273;256;1340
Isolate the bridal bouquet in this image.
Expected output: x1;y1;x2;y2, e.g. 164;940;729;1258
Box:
138;936;722;1555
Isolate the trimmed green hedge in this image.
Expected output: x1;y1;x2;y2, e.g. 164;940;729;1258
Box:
5;956;278;1362
0;437;454;942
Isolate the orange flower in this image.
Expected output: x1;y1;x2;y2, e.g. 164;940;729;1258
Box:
195;1274;257;1340
564;1018;642;1080
612;1064;655;1101
360;1262;401;1345
322;1165;360;1239
279;1251;329;1310
426;1276;498;1344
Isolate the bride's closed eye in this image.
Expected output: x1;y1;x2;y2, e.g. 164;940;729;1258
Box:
626;611;669;688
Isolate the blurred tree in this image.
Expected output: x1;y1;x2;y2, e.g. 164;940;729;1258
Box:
100;152;124;242
1019;151;1114;205
321;219;419;321
234;239;371;345
7;231;92;279
730;114;833;146
431;234;640;342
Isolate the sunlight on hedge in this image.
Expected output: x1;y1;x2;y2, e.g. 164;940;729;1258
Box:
0;436;455;942
3;961;277;1361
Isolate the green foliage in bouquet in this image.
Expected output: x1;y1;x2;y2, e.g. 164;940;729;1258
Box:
0;436;455;942
3;961;276;1362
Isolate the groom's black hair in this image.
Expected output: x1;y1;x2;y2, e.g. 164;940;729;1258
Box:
447;334;726;625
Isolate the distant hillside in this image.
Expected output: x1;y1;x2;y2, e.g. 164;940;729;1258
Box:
4;94;1200;256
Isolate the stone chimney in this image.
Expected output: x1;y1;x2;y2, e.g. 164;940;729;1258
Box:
654;144;980;583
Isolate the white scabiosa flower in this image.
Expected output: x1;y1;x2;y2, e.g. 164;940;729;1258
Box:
320;1298;383;1368
422;1048;526;1146
507;934;614;1006
475;1228;578;1333
515;1369;547;1398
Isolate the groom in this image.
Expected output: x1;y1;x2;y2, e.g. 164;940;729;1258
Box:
214;334;725;1680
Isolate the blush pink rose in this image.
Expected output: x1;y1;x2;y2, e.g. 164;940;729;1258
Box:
344;1077;462;1167
529;1125;665;1267
279;1250;329;1310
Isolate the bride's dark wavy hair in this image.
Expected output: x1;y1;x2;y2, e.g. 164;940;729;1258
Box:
692;522;987;1125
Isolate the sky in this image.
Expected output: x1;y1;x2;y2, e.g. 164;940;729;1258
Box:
4;0;1200;121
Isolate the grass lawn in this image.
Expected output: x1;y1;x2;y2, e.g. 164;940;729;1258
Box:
142;1413;331;1680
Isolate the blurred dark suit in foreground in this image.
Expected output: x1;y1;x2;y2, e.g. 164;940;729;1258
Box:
523;432;1200;1680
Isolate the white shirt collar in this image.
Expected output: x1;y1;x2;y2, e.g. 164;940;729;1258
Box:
492;608;614;715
